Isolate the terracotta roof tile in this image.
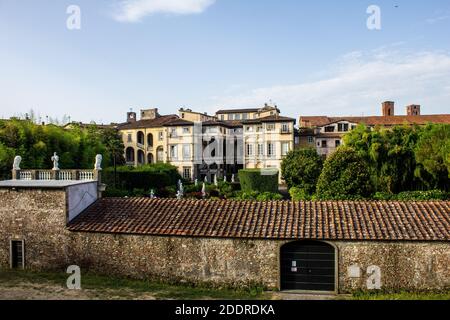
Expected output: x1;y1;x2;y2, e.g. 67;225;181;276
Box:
67;198;450;241
300;114;450;127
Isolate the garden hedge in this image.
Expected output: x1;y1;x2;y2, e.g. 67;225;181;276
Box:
238;169;279;193
103;164;180;192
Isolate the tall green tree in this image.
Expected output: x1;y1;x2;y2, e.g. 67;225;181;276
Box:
316;147;373;199
414;124;450;190
281;148;323;193
343;124;420;193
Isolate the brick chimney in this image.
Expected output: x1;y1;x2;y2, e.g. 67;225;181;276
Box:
406;104;421;116
382;101;395;117
127;111;137;123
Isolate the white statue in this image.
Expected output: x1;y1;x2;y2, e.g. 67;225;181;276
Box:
231;174;235;183
94;154;103;170
214;175;218;186
13;156;22;170
201;182;206;198
194;179;198;187
150;189;155;199
223;176;227;183
51;152;59;170
204;176;208;183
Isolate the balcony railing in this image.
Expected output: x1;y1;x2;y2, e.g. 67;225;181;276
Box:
13;169;97;182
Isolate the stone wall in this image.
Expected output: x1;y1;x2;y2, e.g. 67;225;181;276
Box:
0;187;449;292
0;188;69;270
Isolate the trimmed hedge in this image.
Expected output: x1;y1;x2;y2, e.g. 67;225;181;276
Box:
238;169;279;193
103;163;180;192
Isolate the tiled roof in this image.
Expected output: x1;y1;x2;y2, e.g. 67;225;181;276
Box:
117;115;179;130
216;108;259;114
300;114;450;128
68;198;450;241
163;119;195;127
242;115;296;124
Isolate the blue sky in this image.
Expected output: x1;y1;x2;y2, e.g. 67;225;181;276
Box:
1;0;449;123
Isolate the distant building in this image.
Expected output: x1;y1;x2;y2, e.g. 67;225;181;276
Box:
299;101;450;157
117;104;295;182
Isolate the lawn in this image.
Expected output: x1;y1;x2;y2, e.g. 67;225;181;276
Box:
0;269;268;300
351;291;450;300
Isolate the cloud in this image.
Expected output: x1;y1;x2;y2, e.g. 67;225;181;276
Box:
113;0;216;22
210;49;450;117
426;14;450;24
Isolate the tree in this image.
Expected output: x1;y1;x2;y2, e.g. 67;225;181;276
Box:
415;124;450;190
281;148;323;194
316;147;373;200
343;124;420;193
100;128;125;188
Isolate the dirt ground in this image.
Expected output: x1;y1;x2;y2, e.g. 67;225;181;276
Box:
0;282;158;300
0;281;342;300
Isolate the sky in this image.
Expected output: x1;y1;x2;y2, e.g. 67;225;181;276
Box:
0;0;449;124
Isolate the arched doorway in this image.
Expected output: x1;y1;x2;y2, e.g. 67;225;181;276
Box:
126;147;135;163
156;146;164;163
137;150;145;165
280;241;336;292
148;153;154;164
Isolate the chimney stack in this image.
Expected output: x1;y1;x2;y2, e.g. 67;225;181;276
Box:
382;101;395;117
406;104;421;116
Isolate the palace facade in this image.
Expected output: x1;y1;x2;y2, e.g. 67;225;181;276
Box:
117;104;296;182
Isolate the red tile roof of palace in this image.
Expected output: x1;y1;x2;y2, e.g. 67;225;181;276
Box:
117;115;179;130
68;198;450;241
300;114;450;127
216;108;260;114
242;115;296;124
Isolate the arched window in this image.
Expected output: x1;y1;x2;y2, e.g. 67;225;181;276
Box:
147;133;154;147
126;147;135;163
137;131;145;145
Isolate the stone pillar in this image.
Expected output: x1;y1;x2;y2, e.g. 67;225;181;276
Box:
52;170;60;180
11;169;20;180
94;169;104;198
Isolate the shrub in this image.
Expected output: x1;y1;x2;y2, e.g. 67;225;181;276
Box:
375;190;449;201
103;163;180;192
281;148;323;192
234;191;283;201
316;147;373;200
238;169;279;193
289;187;312;201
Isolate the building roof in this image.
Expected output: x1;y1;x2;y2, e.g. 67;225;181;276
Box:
242;115;296;124
68;198;450;241
300;114;450;128
117;115;179;130
163;119;195;127
216;108;259;114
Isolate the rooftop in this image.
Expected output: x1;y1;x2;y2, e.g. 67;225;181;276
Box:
300;114;450;127
68;198;450;241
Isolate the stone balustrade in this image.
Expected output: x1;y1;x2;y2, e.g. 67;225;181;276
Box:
12;169;100;182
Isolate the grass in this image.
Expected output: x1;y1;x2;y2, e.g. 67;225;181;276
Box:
351;290;450;300
0;269;267;300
